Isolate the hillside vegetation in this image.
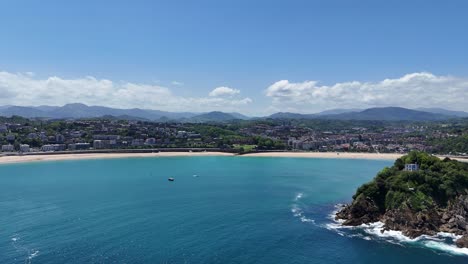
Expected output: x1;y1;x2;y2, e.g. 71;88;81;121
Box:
337;152;468;248
354;152;468;211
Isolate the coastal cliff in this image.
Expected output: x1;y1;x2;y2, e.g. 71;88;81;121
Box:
336;152;468;248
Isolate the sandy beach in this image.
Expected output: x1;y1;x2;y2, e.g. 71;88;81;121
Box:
0;152;233;164
244;152;467;162
242;152;404;160
0;151;465;164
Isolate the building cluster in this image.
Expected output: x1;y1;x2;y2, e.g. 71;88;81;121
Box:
0;120;202;153
238;123;453;153
0;118;465;155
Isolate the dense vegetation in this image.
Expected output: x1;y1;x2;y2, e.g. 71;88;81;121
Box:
354;152;468;212
427;135;468;154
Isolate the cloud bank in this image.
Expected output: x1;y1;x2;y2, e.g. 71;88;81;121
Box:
1;71;466;114
266;72;468;112
209;86;240;97
0;71;252;112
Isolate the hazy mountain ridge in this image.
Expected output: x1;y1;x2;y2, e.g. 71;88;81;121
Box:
416;108;468;117
182;111;249;122
0;104;466;122
322;107;453;121
0;104;247;122
267;107;465;121
314;108;362;115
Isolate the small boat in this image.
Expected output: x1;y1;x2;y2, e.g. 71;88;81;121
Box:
168;177;175;181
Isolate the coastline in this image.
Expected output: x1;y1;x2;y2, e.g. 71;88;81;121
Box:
0;151;465;165
0;152;233;164
241;152;404;160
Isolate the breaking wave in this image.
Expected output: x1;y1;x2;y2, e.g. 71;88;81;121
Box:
325;205;468;256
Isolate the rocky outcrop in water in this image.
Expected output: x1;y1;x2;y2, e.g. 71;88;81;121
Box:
335;152;468;248
335;196;380;226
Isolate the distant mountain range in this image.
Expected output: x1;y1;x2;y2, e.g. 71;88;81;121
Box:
0;103;198;121
0;103;250;122
322;107;454;121
0;103;467;122
416;108;468;118
268;107;468;121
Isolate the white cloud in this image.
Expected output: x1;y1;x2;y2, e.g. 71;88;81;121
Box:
209;86;240;97
0;71;252;112
171;81;183;86
265;72;468;112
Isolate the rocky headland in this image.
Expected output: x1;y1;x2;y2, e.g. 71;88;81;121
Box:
336;152;468;248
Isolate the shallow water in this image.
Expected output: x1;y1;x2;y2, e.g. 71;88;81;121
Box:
0;156;466;263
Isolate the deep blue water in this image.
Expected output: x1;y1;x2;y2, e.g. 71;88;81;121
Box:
0;157;467;263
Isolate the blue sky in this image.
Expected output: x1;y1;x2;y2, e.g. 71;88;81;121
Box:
0;0;467;114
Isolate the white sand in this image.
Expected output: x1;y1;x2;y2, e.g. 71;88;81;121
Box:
244;152;467;162
0;151;465;164
0;152;233;164
243;152;404;160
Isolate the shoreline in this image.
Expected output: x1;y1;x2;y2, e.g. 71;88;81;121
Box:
241;152;404;160
0;152;233;164
0;151;465;164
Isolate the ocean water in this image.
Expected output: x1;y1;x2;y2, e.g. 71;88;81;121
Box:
0;156;467;263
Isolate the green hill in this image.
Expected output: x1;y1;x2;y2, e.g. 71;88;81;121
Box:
336;151;468;247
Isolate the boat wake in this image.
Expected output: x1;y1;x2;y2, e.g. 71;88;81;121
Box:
291;193;315;223
325;205;468;256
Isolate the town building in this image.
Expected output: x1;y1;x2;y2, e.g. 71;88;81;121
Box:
145;138;156;145
68;143;91;150
41;144;66;152
131;139;145;146
20;144;30;152
93;140;116;149
404;163;419;172
6;134;15;141
1;144;14;152
55;134;65;143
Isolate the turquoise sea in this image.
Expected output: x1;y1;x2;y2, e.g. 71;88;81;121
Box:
0;156;467;263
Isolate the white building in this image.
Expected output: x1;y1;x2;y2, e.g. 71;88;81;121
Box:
404;163;419;172
1;144;14;152
93;140;114;149
41;145;54;152
20;144;30;152
41;144;66;152
70;131;83;138
145;138;156;145
68;143;91;150
0;124;8;132
176;131;187;138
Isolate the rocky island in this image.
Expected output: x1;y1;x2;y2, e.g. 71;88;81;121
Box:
336;152;468;248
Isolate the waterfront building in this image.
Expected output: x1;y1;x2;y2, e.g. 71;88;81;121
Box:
20;144;30;152
41;144;66;152
68;143;91;150
1;144;14;152
145;138;156;145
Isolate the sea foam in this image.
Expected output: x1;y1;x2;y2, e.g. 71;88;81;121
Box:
326;208;468;256
291;193;315;223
